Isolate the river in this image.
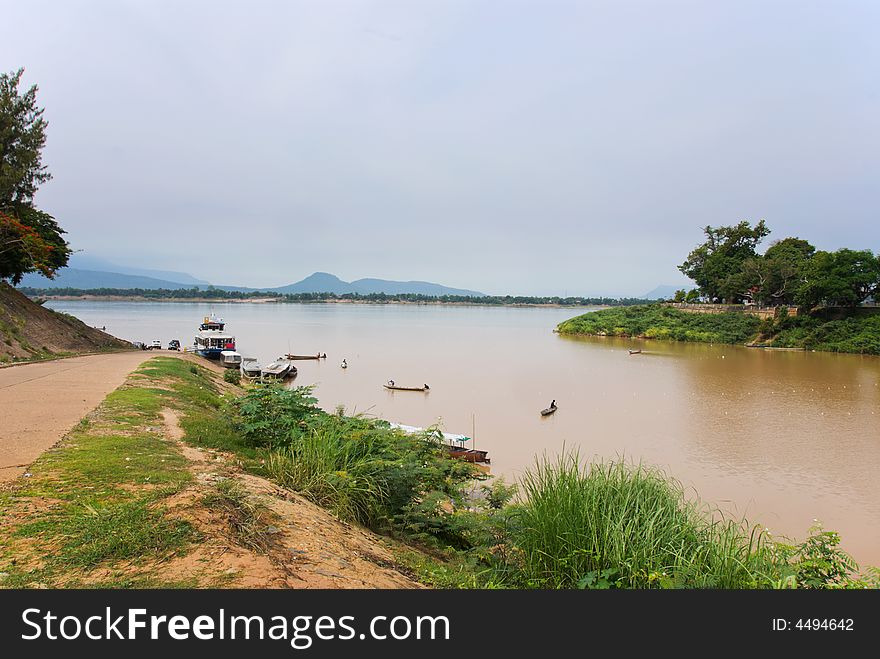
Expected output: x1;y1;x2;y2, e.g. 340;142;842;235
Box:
47;300;880;566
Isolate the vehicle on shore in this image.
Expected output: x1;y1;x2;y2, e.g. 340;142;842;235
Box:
194;313;235;359
150;339;162;350
168;339;181;351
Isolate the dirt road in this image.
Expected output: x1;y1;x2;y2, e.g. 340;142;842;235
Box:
0;351;158;482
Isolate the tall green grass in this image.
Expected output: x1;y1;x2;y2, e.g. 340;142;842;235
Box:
266;426;390;524
509;454;777;588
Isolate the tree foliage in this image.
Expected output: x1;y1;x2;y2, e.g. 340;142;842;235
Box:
678;220;770;303
0;69;69;284
0;69;51;206
680;221;878;308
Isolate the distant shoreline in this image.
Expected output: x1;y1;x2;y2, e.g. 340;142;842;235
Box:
37;295;607;310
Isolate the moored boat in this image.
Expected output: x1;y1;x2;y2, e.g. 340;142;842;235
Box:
220;350;242;369
261;359;296;379
194;313;235;359
240;357;262;379
388;423;489;465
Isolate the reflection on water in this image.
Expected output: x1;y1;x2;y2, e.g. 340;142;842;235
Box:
47;300;880;565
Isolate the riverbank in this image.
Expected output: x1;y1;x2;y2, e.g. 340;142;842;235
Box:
557;304;880;354
2;353;875;589
0;283;131;362
34;294;606;309
0;354;427;588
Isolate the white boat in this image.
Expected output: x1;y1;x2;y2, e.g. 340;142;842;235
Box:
240;357;262;379
194;313;236;359
261;359;296;379
220;350;242;369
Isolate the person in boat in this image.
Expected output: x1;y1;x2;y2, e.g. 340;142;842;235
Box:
388;379;395;386
549;399;556;409
341;359;347;368
424;384;430;390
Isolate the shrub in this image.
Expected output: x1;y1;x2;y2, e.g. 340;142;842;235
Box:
223;368;241;385
231;384;319;448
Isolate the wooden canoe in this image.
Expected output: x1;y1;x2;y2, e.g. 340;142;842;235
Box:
284;353;326;360
540;405;558;416
628;349;642;355
384;384;430;392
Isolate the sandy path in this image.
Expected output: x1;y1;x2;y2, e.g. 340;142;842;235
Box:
0;351;159;482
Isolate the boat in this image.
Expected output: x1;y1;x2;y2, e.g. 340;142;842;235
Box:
384;383;430;392
220;350;242;369
240;357;262;379
283;353;326;360
194;313;236;359
445;446;491;464
540;401;558;416
628;349;642;355
388;423;490;465
261;359;296;379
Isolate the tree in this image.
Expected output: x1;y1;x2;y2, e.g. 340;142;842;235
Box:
796;249;880;308
762;237;815;305
0;69;69;283
0;69;51;207
0;208;70;284
678;220;770;302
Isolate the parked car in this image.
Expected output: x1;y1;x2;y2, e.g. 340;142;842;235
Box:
150;340;162;350
168;339;181;351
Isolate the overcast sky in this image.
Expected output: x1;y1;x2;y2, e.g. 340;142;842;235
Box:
2;0;878;295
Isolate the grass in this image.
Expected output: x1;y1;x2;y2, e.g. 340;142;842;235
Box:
0;356;218;588
557;303;880;354
14;499;196;568
202;479;277;554
770;309;880;354
265;428;390;524
505;454;778;588
557;304;761;344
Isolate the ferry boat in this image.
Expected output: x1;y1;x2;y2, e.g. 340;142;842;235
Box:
194;313;236;359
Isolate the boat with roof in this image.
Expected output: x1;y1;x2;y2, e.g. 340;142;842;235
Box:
193;313;236;359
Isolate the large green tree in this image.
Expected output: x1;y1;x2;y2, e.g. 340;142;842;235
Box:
0;68;69;284
678;220;770;302
795;249;880;308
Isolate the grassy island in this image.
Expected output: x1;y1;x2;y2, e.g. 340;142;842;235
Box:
557;304;880;354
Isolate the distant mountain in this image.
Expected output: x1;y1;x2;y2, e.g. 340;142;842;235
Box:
642;285;686;300
270;272;353;295
20;265;485;297
19;268;203;290
267;273;485;296
68;255;210;287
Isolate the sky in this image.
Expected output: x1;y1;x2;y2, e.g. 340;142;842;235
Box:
2;0;878;296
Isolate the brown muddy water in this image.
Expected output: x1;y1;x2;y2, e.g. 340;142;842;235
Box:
47;300;880;566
